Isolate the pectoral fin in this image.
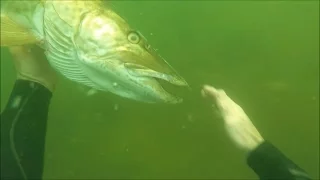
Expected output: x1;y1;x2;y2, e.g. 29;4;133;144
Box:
0;14;39;46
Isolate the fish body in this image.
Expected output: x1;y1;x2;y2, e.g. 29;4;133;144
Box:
1;0;188;103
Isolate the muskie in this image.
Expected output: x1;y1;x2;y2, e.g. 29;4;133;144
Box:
0;0;188;103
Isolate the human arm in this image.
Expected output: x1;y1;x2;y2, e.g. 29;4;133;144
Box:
1;46;57;179
201;85;311;180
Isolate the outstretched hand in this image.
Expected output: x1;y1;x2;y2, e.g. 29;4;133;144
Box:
201;85;264;152
8;45;57;92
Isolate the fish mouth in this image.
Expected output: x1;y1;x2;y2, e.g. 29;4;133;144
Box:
124;62;188;87
118;41;188;103
120;40;188;87
124;62;188;103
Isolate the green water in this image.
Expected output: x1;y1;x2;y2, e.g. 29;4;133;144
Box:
1;1;319;179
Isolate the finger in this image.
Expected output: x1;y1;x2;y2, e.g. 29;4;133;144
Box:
202;85;234;111
8;45;32;60
9;45;46;63
201;84;226;101
201;84;217;97
8;46;27;55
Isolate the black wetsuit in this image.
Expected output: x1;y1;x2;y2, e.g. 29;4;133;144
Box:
1;80;51;179
0;80;312;180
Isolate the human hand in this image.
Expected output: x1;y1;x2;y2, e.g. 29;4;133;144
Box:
201;85;264;152
8;45;57;92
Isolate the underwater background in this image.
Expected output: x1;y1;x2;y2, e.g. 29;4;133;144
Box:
1;1;319;179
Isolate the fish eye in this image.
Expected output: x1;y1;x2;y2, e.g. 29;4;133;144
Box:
128;31;140;44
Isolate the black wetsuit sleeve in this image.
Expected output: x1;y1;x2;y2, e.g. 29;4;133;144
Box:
1;80;52;180
247;141;311;180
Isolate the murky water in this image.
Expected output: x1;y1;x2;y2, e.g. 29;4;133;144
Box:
1;1;319;179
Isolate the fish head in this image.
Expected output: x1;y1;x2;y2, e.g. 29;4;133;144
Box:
116;30;189;86
75;9;188;103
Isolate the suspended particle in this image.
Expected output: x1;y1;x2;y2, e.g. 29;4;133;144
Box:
114;104;119;111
